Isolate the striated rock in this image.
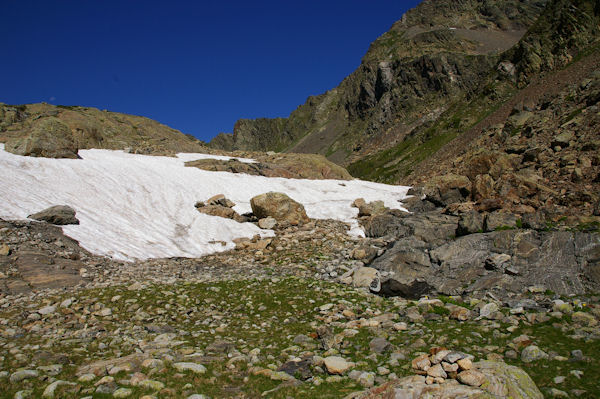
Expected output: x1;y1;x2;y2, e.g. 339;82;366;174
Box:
29;205;79;225
250;192;309;226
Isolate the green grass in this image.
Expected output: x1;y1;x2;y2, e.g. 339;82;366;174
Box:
0;279;598;398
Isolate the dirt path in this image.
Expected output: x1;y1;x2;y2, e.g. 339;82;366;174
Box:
406;49;600;185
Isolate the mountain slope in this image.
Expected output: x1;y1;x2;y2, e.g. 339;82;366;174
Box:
209;0;547;164
0;102;207;157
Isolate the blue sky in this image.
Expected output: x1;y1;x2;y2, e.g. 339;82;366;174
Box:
1;1;421;142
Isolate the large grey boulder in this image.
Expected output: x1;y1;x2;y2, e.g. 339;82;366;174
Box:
250;192;309;226
5;117;79;159
29;205;79;225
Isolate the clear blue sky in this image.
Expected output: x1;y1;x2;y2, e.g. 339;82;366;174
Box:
1;1;421;142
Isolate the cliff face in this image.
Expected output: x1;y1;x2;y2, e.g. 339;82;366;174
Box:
0;103;207;157
209;0;548;164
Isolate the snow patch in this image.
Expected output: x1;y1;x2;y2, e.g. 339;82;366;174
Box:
0;145;409;261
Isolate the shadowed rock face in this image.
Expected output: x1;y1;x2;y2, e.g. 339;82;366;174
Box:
364;209;600;297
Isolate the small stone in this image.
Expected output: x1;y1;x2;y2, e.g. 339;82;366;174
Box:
369;337;392;354
14;391;33;399
479;303;499;319
141;359;164;369
173;362;207;374
393;322;408;331
43;381;76;398
431;350;451;364
442;362;459;372
60;298;72;308
78;374;96;382
449;307;471;321
357;372;375;387
456;358;472;370
319;303;334;311
411;354;431;371
457;369;485;387
10;370;39;383
521;345;548;363
136;380;165;391
187;395;210;399
258;217;277;229
377;366;390;376
553;376;566;384
570;370;584;379
38;305;56;315
443;351;467;364
548;388;569;398
0;244;10;256
113;388;133;398
426;364;447;379
98;308;112;317
323;356;353;375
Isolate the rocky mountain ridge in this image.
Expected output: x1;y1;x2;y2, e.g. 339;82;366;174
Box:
0;103;207;157
208;0;548;163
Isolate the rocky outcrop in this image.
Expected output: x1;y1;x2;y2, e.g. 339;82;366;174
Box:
362;208;600;298
250;192;309;226
185;152;352;180
0;102;207;157
5;117;79;158
28;205;79;225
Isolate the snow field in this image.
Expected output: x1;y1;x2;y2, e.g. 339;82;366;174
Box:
0;145;410;261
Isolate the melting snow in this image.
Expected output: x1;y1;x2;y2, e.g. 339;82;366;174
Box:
0;145;410;261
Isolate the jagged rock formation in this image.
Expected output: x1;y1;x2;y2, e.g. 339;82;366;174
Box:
0;102;207;157
209;0;547;164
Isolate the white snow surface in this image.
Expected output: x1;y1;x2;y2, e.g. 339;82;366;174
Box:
0;145;410;261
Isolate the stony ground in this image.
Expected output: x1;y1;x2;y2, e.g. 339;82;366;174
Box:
1;218;600;398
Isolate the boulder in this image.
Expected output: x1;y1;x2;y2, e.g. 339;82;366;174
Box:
250;192;309;225
28;205;79;225
421;174;471;207
358;201;387;217
5;117;79;158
